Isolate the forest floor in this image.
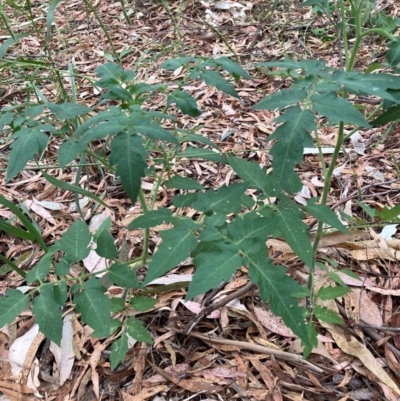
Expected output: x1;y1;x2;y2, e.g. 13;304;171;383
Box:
1;0;400;400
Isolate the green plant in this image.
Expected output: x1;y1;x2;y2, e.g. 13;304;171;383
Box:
1;0;400;369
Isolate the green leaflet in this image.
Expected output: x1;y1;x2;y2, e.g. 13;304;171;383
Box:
0;289;29;328
74;278;111;338
310;93;369;127
109;263;141;289
377;203;400;221
227;212;279;245
213;56;251;79
126;318;153;343
253;88;308;110
110;333;128;370
247;256;313;348
42;172;109;209
180;146;227;164
144;227;197;285
131;296;157;312
33;285;63;345
26;252;54;284
228;155;270;194
305;199;349;234
6;125;50;182
59;220;92;263
188;248;242;299
193;183;247;215
167;90;202;117
95;229;117;259
197;70;239;99
165;176;204;190
314;305;343;324
268;107;315;192
276;204;314;268
318;285;351;300
109;133;148;204
128;209;173;229
387;40;400;67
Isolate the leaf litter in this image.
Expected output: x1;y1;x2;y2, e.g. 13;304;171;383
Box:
1;0;400;400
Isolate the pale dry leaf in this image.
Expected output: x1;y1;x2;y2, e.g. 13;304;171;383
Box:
24;200;56;225
381;225;398;239
49;312;75;385
9;325;39;377
32;197;62;211
350;131;366;155
365;166;384;181
69;197;89;212
82;248;107;274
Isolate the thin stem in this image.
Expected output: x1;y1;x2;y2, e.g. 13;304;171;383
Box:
138;190;150;265
310;122;345;298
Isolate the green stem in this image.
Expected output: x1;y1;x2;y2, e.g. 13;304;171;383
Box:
309;122;345;298
138;190;150;265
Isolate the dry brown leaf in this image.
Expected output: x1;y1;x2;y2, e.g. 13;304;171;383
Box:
121;385;169;401
319;300;400;395
254;306;295;337
349;288;383;327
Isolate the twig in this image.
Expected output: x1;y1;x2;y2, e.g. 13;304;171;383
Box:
172;329;328;374
184;281;254;334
